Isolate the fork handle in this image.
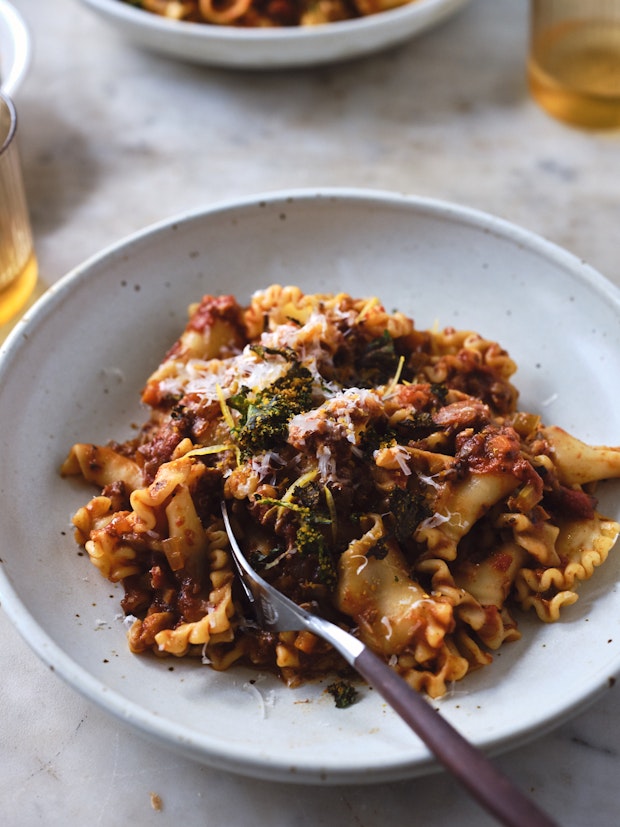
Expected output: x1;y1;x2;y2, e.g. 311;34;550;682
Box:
353;648;558;827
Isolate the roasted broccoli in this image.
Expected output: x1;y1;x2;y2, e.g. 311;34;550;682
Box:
296;522;336;588
327;680;359;709
389;486;429;543
228;355;314;457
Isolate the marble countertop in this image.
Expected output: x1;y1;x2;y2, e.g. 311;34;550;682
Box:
2;0;620;824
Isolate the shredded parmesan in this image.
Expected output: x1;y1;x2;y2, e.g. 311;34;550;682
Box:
63;286;620;702
391;445;412;476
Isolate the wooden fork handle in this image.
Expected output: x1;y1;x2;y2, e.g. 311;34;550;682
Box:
354;648;559;827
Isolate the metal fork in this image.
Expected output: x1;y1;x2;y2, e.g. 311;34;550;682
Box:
221;501;558;827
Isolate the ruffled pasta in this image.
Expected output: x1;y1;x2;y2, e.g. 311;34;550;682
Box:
124;0;418;28
62;286;620;698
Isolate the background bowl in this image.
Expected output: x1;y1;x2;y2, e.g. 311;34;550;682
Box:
0;0;31;96
77;0;471;69
1;189;620;784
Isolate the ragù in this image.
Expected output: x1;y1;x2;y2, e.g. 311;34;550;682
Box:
62;285;620;698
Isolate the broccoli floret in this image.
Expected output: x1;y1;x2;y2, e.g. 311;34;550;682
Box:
359;422;397;457
430;383;449;403
255;478;336;587
228;358;314;457
355;331;399;387
293;479;322;510
327;680;359;709
397;411;435;436
296;522;336;588
367;535;390;560
389;487;429;543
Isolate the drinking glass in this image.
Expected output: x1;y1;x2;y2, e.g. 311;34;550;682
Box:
0;91;37;329
528;0;620;129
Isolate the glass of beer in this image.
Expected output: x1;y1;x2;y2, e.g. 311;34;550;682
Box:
0;91;37;329
528;0;620;129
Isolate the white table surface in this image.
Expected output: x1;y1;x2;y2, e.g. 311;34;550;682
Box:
2;1;620;825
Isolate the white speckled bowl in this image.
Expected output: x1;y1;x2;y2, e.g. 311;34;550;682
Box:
0;0;30;96
78;0;471;69
1;189;619;784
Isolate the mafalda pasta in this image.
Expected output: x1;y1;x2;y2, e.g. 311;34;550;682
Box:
124;0;416;28
62;286;620;698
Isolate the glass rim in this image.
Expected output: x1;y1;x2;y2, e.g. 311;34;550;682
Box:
0;91;17;156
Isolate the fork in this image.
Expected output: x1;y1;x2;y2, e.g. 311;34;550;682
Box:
221;501;558;827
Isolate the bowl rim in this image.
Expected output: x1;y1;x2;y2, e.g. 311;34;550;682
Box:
13;186;618;317
77;0;473;68
78;0;471;43
2;187;620;785
0;0;31;97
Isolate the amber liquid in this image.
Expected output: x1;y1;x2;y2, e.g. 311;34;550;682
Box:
0;251;38;337
1;93;37;335
528;20;620;129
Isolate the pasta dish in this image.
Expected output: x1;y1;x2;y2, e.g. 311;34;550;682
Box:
62;286;620;698
121;0;416;28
